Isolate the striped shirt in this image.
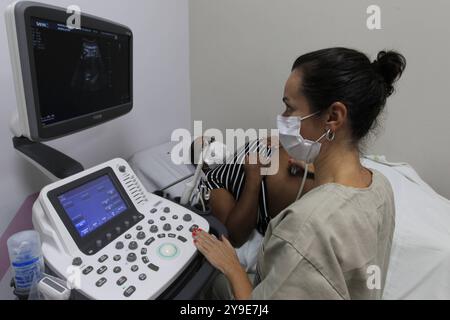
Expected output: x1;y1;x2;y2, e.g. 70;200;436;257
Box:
201;140;272;235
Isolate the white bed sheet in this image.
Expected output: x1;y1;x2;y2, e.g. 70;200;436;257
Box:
362;156;450;300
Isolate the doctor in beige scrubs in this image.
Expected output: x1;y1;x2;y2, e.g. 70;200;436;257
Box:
193;47;406;300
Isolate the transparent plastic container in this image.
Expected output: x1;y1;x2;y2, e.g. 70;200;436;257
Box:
7;230;45;297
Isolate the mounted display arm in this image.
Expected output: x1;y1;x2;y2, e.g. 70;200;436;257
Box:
13;136;84;181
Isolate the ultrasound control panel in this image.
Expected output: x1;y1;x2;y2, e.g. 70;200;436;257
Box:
32;158;209;300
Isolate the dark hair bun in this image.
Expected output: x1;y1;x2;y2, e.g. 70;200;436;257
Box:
373;51;407;97
292;47;406;142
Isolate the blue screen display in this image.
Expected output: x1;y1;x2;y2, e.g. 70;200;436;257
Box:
58;175;128;237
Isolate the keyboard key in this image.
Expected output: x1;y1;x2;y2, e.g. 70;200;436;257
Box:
72;257;83;266
96;277;107;287
145;237;155;246
97;266;107;274
117;276;127;286
137;232;146;240
148;263;159;272
127;253;137;263
139;274;147;281
82;266;93;275
115;242;124;250
189;225;199;233
128;241;138;250
124;286;136;297
98;255;108;263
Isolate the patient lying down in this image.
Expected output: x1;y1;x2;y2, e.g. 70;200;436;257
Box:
192;137;315;248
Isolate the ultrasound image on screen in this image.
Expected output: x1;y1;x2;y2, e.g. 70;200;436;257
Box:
71;39;108;94
31;18;131;126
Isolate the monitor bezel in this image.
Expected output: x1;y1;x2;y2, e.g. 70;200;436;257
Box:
47;167;140;255
13;2;133;141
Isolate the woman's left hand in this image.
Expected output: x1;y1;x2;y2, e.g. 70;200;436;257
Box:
192;228;243;278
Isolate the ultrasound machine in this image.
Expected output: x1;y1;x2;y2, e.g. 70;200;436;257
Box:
5;1;225;300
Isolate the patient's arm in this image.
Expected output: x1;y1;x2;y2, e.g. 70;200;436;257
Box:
209;177;261;248
210;154;264;248
225;177;261;248
209;189;237;225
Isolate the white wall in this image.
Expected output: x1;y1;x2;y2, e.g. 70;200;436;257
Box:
0;0;191;298
189;0;450;199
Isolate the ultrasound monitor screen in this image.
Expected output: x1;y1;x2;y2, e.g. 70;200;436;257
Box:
30;17;131;127
57;175;128;238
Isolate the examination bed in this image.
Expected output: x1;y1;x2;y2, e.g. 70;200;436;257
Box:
129;142;450;300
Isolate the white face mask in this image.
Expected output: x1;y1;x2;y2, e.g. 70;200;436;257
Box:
277;113;330;164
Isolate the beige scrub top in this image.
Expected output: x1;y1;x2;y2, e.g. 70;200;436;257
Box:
251;169;395;300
